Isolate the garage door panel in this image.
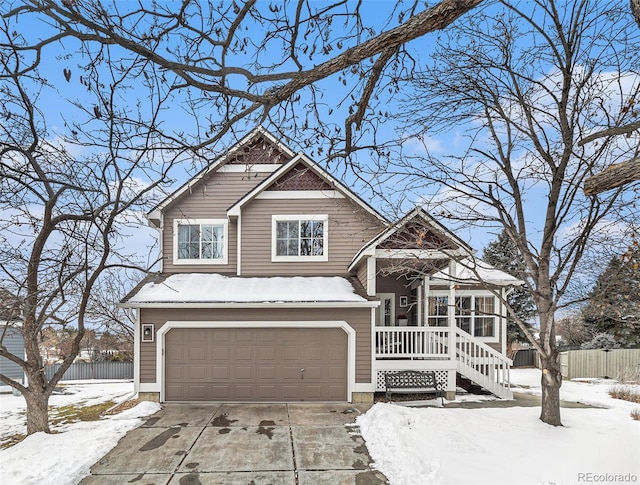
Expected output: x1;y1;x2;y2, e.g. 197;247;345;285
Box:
188;366;206;380
188;347;206;361
258;366;276;379
235;366;253;379
211;366;229;379
257;385;276;399
211;347;229;360
257;347;276;361
165;327;347;402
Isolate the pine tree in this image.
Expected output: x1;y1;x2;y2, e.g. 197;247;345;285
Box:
582;246;640;347
482;230;536;345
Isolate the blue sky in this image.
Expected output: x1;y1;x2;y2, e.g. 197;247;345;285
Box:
5;0;638;289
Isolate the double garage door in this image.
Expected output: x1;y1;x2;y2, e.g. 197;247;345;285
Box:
165;327;347;402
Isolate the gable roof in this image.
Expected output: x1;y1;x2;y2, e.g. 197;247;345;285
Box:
227;151;388;223
147;127;296;227
348;206;474;272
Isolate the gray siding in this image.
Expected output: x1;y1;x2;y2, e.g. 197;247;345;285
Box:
0;326;24;381
139;307;372;384
162;171;270;273
355;260;368;292
240;197;382;276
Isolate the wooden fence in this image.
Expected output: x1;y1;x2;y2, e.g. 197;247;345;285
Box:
45;361;133;381
560;349;640;380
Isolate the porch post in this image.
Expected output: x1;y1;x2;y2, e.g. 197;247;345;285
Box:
448;259;457;362
423;276;430;326
417;282;422;326
366;256;377;297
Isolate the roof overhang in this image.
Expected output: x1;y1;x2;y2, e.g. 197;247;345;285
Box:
120;301;380;309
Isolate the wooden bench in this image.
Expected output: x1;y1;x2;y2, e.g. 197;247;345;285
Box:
385;370;445;405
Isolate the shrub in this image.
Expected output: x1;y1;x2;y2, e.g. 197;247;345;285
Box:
631;409;640;421
609;384;640;403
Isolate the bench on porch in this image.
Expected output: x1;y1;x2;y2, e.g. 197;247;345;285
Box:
384;370;445;405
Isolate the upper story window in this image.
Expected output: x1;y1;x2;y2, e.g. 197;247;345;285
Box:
427;293;497;340
173;219;227;265
272;215;328;262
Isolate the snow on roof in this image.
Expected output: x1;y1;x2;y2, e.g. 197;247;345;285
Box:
126;274;368;304
430;258;523;286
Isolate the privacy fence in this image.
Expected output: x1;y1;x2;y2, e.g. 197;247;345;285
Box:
560;349;640;380
45;361;133;381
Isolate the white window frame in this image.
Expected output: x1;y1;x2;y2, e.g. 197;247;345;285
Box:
271;214;328;262
427;290;499;342
173;218;228;265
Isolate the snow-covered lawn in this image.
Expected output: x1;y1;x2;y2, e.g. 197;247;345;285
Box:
358;369;640;485
0;381;160;485
0;371;638;485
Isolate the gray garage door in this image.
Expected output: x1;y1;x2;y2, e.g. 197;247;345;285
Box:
165;327;347;402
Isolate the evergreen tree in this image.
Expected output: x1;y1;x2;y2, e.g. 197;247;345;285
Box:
482;230;536;345
582;247;640;347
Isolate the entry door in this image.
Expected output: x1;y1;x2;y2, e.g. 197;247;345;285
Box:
375;293;395;326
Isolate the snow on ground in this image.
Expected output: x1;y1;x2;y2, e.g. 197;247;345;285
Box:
358;369;640;485
1;372;638;485
0;381;160;485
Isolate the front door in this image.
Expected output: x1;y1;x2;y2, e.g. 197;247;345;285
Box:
375;293;395;326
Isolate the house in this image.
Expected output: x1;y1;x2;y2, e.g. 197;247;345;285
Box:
0;289;26;393
121;127;520;403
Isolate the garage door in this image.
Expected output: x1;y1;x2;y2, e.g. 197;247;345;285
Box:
164;327;347;402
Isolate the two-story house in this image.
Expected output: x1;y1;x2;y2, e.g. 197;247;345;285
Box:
121;127;519;403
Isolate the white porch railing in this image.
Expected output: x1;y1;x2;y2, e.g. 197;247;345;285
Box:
455;327;512;399
374;326;513;399
375;327;450;359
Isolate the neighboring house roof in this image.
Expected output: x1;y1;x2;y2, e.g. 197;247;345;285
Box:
227;151;388;224
1;320;23;328
349;206;474;272
430;257;524;286
121;273;378;307
147;126;296;227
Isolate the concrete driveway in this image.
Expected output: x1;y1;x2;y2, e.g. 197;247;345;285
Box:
80;403;388;485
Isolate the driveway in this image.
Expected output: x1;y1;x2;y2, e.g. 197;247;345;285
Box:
79;403;388;484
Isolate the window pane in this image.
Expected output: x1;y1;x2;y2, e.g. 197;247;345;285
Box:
201;241;213;259
300;237;312;255
455;296;472;333
312;238;323;256
178;224;198;259
288;221;299;238
475;318;494;337
300;220;311;238
276;221;288;238
288;239;298;256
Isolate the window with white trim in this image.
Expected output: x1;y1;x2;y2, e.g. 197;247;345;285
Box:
427;293;497;339
173;219;227;264
272;215;328;261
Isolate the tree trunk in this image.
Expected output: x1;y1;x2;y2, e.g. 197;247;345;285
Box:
539;350;563;426
23;387;51;435
23;366;52;435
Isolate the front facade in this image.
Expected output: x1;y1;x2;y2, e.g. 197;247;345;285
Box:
122;128;517;403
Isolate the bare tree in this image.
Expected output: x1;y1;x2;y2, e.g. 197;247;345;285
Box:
385;0;639;425
0;0;489;434
4;0;483;157
0;17;178;434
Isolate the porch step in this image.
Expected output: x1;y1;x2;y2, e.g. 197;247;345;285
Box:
456;373;492;396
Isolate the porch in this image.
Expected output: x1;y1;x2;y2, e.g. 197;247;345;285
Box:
373;326;513;399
